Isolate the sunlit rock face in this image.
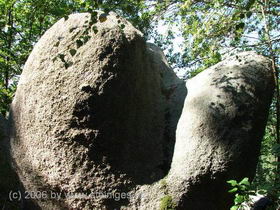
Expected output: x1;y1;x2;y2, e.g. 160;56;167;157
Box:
8;11;274;210
166;52;275;210
8;12;186;209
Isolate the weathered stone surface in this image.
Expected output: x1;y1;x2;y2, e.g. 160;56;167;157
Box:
9;12;186;209
126;52;274;210
8;11;274;210
166;52;275;209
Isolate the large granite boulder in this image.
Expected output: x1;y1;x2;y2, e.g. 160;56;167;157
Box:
166;52;275;209
128;52;274;210
8;11;274;210
9;12;186;209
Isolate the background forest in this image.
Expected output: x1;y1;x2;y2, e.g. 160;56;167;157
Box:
0;0;279;209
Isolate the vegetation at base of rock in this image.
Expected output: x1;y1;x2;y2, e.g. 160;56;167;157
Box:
159;178;176;210
227;177;253;209
167;52;274;209
160;179;168;191
160;195;176;210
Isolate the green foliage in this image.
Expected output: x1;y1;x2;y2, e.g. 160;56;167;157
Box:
252;107;280;208
227;177;254;209
151;1;280;206
160;179;168;190
160;195;176;210
227;109;280;209
148;0;280;77
0;80;16;116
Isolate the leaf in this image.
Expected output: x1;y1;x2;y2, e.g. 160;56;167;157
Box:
239;13;245;19
227;180;238;186
258;190;267;195
91;11;98;22
230;206;239;210
90;18;98;25
228;187;238;193
246;11;252;18
104;8;110;14
239;177;250;186
245;0;256;10
240;185;246;191
234;194;244;204
235;22;245;30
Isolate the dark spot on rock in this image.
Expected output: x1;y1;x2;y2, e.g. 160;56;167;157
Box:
219;103;225;110
81;85;92;93
54;41;60;47
69;49;77;56
64;61;73;69
76;39;83;48
69;27;77;33
99;45;114;61
58;54;65;62
99;13;108;23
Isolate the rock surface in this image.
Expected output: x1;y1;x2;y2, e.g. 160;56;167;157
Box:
9;12;186;209
125;52;274;210
8;11;274;210
166;52;275;209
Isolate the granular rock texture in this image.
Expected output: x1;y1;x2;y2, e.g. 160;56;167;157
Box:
125;52;274;210
8;11;274;210
166;52;275;209
9;12;186;209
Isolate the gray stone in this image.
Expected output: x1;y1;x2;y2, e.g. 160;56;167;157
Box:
8;11;274;210
9;12;186;209
166;52;275;209
126;52;274;210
